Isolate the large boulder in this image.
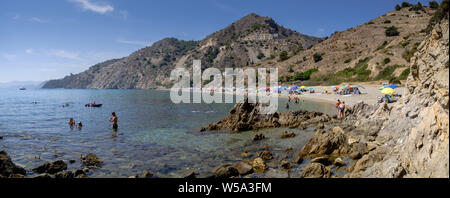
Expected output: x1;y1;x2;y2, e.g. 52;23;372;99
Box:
0;150;26;177
296;127;350;163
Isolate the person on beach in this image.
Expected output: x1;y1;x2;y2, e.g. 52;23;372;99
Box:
285;102;289;109
335;100;341;117
109;112;118;130
288;95;291;103
339;102;346;119
68;118;75;127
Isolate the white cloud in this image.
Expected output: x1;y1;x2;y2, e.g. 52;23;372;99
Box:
30;17;48;23
25;48;34;54
45;49;80;60
70;0;114;14
117;39;152;47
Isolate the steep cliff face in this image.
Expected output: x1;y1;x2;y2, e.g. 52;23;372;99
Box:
349;17;448;178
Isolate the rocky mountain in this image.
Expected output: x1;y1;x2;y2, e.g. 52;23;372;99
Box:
260;4;438;85
43;13;320;89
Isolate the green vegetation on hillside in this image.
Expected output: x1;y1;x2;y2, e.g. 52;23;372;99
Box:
279;51;289;62
313;53;323;62
421;0;449;33
402;42;420;62
385;26;400;37
280;68;319;82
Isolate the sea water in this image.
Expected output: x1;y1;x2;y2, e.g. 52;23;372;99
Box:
0;89;334;178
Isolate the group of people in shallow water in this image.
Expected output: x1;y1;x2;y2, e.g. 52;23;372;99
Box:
285;95;302;109
335;99;346;119
66;101;118;130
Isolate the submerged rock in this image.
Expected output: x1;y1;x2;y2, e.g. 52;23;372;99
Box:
280;131;296;139
81;153;103;167
253;133;265;141
258;150;273;160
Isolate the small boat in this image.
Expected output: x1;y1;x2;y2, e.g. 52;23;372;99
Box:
85;103;102;107
19;87;26;90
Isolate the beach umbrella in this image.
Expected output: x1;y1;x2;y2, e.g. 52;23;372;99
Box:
295;89;301;93
386;84;398;89
381;88;395;95
308;87;313;90
379;86;385;90
340;85;348;89
323;86;329;89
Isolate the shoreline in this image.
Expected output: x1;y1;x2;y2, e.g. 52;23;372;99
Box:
159;85;406;107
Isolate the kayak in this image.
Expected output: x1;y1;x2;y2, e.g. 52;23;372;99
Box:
85;104;102;107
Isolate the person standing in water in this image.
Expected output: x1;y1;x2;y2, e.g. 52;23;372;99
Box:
335;99;341;117
339;102;346;119
285;102;290;109
109;112;118;130
68;118;75;128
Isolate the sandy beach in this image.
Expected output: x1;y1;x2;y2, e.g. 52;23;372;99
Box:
168;85;406;107
284;85;406;106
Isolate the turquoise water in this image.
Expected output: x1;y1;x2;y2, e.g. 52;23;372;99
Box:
0;89;334;178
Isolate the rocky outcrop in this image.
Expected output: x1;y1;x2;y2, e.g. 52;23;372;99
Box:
300;163;331;178
0;150;26;178
201;98;331;132
349;16;449;178
81;153;103;168
32;160;68;174
295;127;350;163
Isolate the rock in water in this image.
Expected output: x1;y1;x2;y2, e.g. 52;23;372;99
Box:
280;131;296;139
253;133;266;141
32;160;67;174
0;150;26;177
300;163;331;178
258;150;274;160
211;164;239;178
334;158;346;167
234;161;253;175
81;153;103;167
252;158;266;173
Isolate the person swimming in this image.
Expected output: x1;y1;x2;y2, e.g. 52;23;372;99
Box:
109;112;118;130
76;122;83;129
68;118;75;127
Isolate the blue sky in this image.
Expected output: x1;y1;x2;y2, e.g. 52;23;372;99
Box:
0;0;435;83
